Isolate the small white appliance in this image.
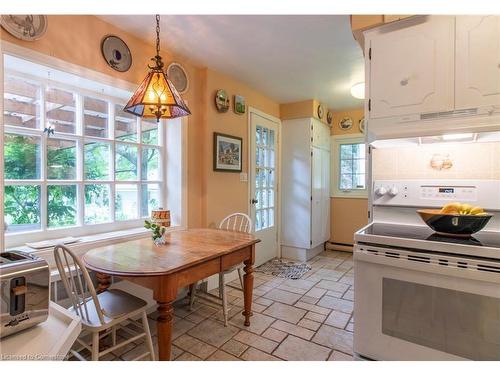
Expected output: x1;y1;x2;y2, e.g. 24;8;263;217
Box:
354;179;500;360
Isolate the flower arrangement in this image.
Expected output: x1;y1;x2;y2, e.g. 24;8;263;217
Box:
144;220;167;245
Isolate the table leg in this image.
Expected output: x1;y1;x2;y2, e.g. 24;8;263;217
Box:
156;301;174;360
95;272;111;293
242;257;254;327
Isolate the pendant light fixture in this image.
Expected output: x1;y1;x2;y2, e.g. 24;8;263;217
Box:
124;15;191;122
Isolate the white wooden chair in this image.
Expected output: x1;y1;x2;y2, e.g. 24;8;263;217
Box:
189;213;252;326
54;244;155;361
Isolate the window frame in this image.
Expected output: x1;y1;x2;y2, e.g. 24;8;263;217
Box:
3;69;165;243
331;134;368;199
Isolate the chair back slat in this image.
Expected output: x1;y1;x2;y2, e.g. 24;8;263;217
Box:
54;244;105;325
219;213;252;234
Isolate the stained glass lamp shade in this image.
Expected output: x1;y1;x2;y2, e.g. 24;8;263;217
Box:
124;15;191;122
124;67;191;121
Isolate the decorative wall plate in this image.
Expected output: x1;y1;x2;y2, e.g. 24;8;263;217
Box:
317;104;324;119
101;35;132;72
167;62;189;94
1;15;47;41
214;89;230;113
339;116;353;130
359;116;366;133
326;111;333;125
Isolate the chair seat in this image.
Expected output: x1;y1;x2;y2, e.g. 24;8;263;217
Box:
69;288;147;329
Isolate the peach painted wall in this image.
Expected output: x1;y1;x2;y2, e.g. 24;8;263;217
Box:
280;99;330;126
1;15;204;228
330;107;368;249
202;68;280;228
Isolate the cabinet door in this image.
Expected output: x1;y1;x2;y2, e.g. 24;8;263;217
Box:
456;16;500;109
368;16;455;119
320;149;331;243
311;147;323;247
312;119;331;150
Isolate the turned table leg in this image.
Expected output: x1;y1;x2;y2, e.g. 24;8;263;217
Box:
95;272;111;293
242;256;254;327
156;301;174;360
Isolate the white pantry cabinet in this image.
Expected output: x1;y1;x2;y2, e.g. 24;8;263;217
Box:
367;16;455;119
456;16;500;109
281;118;330;261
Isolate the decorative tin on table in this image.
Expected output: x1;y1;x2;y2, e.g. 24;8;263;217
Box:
151;209;171;227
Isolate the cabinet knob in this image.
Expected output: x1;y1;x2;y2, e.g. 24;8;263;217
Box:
400;78;409;86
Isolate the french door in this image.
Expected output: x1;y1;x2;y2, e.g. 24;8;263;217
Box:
249;111;280;266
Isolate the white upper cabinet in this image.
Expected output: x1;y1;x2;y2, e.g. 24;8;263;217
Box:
312;118;330;150
367;16;455;119
456;16;500;109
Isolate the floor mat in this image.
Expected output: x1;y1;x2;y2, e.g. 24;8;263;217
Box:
256;259;311;279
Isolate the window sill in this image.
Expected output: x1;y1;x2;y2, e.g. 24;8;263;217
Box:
8;225;185;274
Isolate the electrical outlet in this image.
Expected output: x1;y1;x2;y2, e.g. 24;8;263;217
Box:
240;172;248;182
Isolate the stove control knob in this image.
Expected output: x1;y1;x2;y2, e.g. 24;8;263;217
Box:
389;186;399;197
375;186;388;196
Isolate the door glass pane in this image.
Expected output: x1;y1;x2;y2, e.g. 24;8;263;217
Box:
383;278;500;360
141;183;160;217
269;208;274;227
255;190;262;210
268;169;275;188
84;141;110;180
262;209;269;228
84;184;111;224
4;133;41;179
269;129;275;147
142;118;158;145
262;128;268;145
4;185;41;232
256;126;261;145
268;189;274;208
4;75;41;130
255;210;262;231
115;144;138;180
84;96;108;138
115;104;137;142
115;184;138;220
46;87;76;134
47;185;77;228
47;138;76;180
141;147;160;181
262;189;268;209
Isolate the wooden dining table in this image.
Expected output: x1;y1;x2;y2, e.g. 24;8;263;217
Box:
82;228;260;361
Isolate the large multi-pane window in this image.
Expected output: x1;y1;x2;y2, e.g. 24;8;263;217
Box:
332;136;367;198
3;72;163;235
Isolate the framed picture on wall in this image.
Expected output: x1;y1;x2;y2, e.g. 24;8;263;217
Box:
213;132;243;172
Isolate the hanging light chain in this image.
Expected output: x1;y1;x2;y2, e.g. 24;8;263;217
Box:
155;14;161;57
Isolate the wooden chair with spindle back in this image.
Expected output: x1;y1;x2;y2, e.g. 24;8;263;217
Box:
189;213;252;326
54;244;155;361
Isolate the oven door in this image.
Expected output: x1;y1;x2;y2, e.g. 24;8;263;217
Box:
354;244;500;361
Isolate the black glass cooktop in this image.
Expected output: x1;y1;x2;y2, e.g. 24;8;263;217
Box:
360;223;500;250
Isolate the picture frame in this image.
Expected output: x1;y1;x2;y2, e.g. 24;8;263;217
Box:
233;95;246;115
213;132;243;172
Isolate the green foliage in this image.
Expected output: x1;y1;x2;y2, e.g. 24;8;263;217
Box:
144;220;166;240
4;185;40;226
4;134;40;179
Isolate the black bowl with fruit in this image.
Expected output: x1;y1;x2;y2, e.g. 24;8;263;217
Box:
417;203;492;237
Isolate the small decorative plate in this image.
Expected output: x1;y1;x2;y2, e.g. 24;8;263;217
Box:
359;116;366;133
326;111;333;125
167;62;189;94
215;89;230;113
339;116;353;130
317;104;324;119
101;35;132;72
1;15;47;41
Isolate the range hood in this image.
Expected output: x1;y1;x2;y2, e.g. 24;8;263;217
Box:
367;107;500;141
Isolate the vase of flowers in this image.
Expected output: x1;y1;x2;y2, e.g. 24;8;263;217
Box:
144;220;167;246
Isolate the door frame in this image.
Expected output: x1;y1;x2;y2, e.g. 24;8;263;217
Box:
247;107;282;259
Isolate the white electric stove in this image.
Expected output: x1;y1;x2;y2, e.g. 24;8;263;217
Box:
354;179;500;360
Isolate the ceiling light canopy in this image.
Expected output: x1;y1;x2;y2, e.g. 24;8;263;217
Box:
124;15;190;122
350;82;365;100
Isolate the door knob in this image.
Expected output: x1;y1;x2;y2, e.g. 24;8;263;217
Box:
250;198;259;205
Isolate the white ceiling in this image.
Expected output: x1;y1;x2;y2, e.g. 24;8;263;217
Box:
99;15;365;110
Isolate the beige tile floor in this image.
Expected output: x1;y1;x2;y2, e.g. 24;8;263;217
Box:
74;250;354;361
